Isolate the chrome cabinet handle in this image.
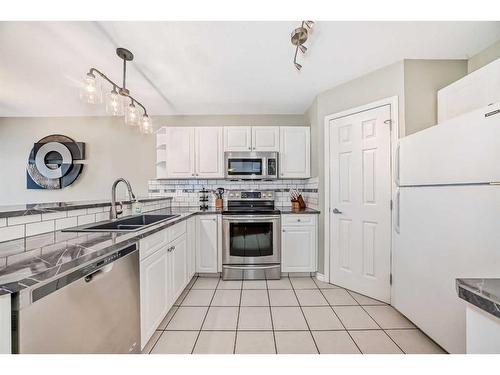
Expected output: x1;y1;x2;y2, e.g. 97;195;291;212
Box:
332;208;342;214
297;219;301;222
248;146;251;150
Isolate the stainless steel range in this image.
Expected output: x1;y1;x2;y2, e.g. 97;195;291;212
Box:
222;190;281;280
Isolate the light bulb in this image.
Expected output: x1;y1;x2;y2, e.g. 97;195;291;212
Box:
125;102;139;126
105;87;123;116
140;114;153;134
80;72;101;104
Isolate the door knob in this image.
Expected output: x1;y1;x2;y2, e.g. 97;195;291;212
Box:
332;208;342;214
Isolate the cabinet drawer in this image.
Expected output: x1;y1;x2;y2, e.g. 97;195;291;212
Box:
140;230;168;260
282;214;315;226
167;220;187;242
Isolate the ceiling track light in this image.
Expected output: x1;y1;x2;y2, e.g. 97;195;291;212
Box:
80;48;153;134
290;20;314;71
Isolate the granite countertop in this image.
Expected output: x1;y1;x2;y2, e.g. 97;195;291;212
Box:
0;197;173;218
0;206;220;295
0;205;317;295
457;278;500;319
277;206;320;214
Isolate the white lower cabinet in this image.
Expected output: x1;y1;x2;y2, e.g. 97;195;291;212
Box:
139;221;193;349
281;214;317;272
169;234;188;303
140;245;170;348
195;215;218;273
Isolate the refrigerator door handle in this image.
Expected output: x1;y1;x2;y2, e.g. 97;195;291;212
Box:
395;144;400;186
395;189;400;234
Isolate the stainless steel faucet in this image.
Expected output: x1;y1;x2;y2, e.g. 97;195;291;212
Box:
110;178;137;219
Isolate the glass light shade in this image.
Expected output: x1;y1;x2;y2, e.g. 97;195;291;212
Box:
125;103;139;126
140;115;153;134
105;89;123;116
80;73;101;104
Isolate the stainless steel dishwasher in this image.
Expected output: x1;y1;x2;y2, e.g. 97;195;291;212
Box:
12;243;140;354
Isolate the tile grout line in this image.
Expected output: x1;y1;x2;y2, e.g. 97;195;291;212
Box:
232;279;243;354
289;277;320;354
265;278;278;355
313;278;363;354
347;290;407;354
189;277;220;354
148;275;198;353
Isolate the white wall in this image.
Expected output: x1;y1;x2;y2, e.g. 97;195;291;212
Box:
0;114;306;206
0;116;155;205
467;39;500;73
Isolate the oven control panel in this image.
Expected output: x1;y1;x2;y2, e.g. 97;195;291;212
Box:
227;190;274;201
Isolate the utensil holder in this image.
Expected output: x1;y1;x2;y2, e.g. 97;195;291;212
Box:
291;200;301;210
215;198;223;209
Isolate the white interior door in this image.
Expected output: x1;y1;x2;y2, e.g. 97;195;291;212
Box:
329;105;392;302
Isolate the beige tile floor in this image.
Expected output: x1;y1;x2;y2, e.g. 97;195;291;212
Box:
143;276;446;354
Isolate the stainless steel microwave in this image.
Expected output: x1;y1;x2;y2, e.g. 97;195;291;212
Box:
224;151;278;180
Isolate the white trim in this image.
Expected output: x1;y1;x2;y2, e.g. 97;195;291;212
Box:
323;96;399;302
315;272;327;283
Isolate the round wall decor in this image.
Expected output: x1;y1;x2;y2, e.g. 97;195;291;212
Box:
27;135;85;190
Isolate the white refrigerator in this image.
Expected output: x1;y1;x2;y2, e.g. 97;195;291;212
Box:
392;103;500;354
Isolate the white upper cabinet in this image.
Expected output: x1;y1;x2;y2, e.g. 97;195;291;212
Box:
195;127;224;178
224;127;252;151
224;126;280;152
165;127;195;178
252;127;280;151
279;126;310;178
163;127;223;178
438;58;500;123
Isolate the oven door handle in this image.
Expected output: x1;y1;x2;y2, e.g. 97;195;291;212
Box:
223;264;280;270
222;215;281;221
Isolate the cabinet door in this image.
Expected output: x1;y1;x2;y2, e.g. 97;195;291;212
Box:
252;126;280;151
165;127;195;178
140;247;169;348
224;127;252;151
279;127;310;178
281;226;316;272
196;215;218;273
195;127;224;178
169;234;188;303
437;58;500;122
187;217;196;280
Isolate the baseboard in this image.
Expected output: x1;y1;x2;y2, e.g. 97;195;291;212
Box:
315;273;328;283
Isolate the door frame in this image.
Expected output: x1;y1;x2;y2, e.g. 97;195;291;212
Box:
323;96;399;297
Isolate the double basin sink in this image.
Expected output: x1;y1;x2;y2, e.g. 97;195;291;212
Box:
62;214;180;233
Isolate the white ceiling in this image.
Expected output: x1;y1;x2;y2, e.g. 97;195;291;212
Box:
1;21;499;117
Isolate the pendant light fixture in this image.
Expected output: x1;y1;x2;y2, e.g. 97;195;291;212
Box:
80;48;153;134
291;21;314;71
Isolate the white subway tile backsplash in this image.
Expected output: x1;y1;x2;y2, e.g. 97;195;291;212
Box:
55;217;78;230
95;212;109;222
77;214;95;226
0;225;25;242
41;211;67;221
87;207;104;214
7;214;41;226
67;209;88;217
26;220;55;237
0;218;6;228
